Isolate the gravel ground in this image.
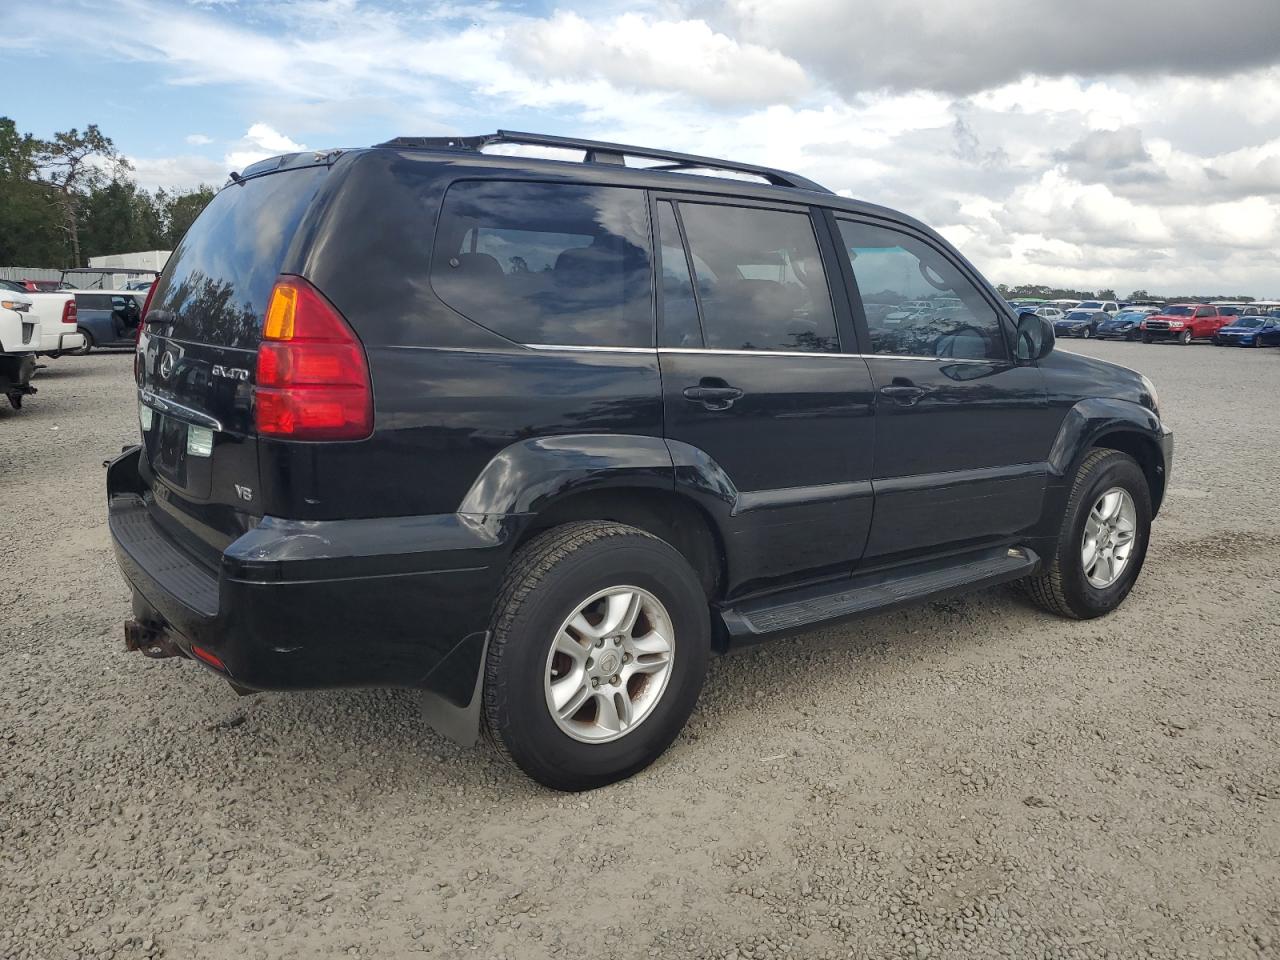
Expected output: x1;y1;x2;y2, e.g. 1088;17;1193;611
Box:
2;341;1278;960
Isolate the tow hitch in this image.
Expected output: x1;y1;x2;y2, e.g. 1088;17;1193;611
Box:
124;619;185;659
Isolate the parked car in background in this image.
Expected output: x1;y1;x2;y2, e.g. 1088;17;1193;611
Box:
1212;315;1280;347
1075;300;1120;315
1034;306;1065;321
1096;309;1154;341
1047;299;1082;312
19;279;70;293
0;279;83;357
1141;304;1234;344
75;292;143;352
0;290;38;409
1055;309;1108;338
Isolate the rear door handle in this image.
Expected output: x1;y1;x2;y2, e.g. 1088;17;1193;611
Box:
683;384;744;411
878;384;931;405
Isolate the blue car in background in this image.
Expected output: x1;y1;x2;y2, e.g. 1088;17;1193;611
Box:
1095;310;1151;341
1212;316;1280;347
75;291;143;353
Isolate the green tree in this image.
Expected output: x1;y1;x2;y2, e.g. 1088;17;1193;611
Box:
0;118;64;265
1096;288;1118;300
159;185;216;246
80;178;165;259
31;124;131;265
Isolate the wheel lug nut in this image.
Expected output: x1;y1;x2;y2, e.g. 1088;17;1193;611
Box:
591;677;600;688
586;658;594;669
595;638;604;648
613;636;622;646
610;674;620;685
622;653;631;663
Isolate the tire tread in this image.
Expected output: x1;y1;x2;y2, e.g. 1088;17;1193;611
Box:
481;521;662;767
1024;448;1129;619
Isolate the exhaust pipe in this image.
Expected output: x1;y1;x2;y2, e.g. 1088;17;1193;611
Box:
123;619;185;659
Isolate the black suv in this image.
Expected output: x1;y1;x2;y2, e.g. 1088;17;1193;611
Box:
108;131;1172;790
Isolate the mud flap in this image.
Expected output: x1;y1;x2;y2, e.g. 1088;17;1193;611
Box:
417;631;490;747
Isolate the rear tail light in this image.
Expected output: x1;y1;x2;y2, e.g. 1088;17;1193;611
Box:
254;277;372;441
61;298;77;326
140;280;158;321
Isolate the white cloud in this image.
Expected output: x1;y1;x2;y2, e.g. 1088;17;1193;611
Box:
720;0;1280;96
16;0;1280;295
225;123;308;172
507;12;810;107
127;154;226;191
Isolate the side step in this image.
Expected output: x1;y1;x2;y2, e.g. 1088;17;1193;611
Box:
720;546;1040;641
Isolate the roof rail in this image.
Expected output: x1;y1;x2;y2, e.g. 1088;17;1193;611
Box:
375;130;831;194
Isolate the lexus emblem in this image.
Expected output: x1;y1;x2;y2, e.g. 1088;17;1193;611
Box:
158;350;176;379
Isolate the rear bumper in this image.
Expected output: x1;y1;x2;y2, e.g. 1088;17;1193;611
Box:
107;446;513;701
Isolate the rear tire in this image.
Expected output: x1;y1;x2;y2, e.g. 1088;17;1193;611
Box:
76;330;94;355
1142;334;1152;344
1023;449;1152;620
483;521;710;791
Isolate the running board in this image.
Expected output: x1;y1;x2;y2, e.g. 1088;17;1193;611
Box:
720;546;1040;641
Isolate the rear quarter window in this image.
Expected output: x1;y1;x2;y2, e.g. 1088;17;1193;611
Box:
430;181;653;348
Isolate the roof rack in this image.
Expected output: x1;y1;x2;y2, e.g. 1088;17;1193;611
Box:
375;129;831;194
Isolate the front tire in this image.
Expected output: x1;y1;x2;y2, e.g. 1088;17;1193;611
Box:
483;521;710;791
1142;334;1152;344
1180;329;1192;345
1023;449;1152;620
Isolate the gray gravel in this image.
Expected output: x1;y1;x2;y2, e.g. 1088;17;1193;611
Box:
2;341;1278;960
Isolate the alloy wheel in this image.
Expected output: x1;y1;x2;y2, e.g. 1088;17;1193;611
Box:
543;586;675;743
1081;487;1138;589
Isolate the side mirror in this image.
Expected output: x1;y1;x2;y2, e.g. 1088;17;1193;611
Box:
1016;311;1054;361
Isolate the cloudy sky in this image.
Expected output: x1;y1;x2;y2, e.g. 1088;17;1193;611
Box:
7;0;1280;295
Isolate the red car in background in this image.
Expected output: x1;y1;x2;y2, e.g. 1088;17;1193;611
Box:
1141;304;1234;344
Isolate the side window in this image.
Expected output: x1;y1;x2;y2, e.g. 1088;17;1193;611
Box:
835;220;1008;360
655;201;702;348
676;203;839;353
1194;306;1212;318
431;181;653;347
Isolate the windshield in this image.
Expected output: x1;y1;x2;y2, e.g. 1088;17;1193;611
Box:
1162;306;1193;316
1113;312;1142;322
1064;311;1092;320
1077;301;1100;309
1232;317;1265;328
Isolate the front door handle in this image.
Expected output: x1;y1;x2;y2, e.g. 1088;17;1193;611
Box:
683;383;744;411
879;384;931;406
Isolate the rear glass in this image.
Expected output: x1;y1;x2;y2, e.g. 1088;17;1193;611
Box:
149;167;326;349
431;181;653;347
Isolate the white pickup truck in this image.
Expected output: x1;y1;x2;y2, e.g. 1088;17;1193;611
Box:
0;289;39;409
0;279;84;357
